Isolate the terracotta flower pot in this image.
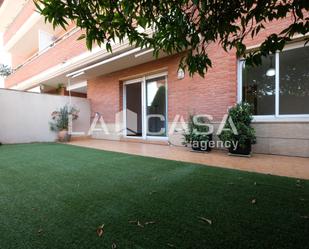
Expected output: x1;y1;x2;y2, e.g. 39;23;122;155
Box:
58;130;71;142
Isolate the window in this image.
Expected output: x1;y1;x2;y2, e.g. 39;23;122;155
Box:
242;55;276;115
279;47;309;115
146;76;167;136
240;45;309;117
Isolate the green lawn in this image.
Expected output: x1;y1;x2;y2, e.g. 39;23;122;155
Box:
0;143;308;249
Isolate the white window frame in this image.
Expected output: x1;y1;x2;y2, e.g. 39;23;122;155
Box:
238;42;309;122
123;72;168;140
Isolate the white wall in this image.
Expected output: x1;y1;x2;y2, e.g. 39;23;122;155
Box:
0;89;91;144
0;32;4;88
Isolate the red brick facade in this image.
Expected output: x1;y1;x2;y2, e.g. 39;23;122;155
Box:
3;5;308;156
88;44;237;123
87;16;297;123
4;8;299;123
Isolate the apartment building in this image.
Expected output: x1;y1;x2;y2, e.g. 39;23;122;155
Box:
0;0;308;157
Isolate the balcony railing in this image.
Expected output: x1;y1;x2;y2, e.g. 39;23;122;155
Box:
5;28;88;88
13;27;80;72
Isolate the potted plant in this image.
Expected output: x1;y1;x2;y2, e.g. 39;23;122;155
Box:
219;103;256;156
49;105;79;142
183;114;213;152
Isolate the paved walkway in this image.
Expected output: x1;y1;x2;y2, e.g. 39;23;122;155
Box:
69;139;309;180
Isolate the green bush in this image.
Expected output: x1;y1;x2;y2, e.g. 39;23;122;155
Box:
219;103;256;148
183;114;212;146
49;105;79;132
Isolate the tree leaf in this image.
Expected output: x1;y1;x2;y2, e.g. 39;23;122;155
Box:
198;216;212;225
96;224;104;237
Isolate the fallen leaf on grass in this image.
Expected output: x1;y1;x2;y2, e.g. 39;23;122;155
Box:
137;221;144;228
129;220;144;228
145;221;156;225
198;216;212;225
296;180;302;188
167;243;177;248
96;224;104;237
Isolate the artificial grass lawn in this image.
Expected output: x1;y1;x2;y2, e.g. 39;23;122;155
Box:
0;143;308;249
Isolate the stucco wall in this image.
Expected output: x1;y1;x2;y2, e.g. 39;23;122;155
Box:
252;122;309;157
0;89;90;144
168;122;309;157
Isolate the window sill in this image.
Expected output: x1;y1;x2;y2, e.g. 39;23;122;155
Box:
252;116;309;123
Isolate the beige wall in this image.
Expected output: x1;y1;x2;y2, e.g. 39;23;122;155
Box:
90;121;309;157
252;122;309;157
169;122;309;157
0;89;90;144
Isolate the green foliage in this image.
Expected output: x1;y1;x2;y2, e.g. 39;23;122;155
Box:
0;64;12;77
49;105;79;132
183;114;211;145
35;0;309;76
219;103;256;148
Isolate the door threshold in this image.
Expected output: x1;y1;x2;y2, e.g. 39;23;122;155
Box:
121;137;169;146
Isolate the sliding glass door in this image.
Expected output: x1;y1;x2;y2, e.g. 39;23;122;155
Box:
146;76;167;136
125;81;143;137
124;73;167;139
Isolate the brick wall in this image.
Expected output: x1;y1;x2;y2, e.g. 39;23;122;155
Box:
89;16;302;122
6;13;302;122
87;16;302;124
88;44;237;123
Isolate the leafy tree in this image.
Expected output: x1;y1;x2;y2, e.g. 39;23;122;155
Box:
35;0;309;76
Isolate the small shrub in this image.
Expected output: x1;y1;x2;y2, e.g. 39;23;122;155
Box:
219;102;256;149
49;105;79;132
183;114;212;151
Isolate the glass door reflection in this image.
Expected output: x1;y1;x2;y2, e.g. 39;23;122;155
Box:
146;76;167;136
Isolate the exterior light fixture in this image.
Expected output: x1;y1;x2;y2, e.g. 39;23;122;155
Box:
177;68;185;79
266;56;275;77
266;68;276;77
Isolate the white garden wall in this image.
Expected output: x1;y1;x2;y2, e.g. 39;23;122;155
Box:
0;89;90;144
